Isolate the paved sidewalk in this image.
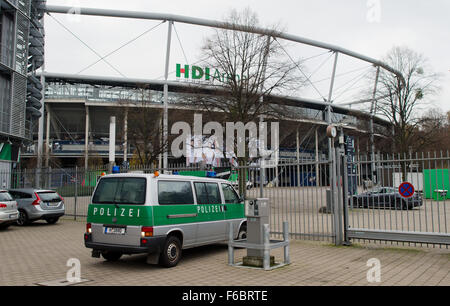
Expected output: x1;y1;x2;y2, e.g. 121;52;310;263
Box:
0;219;449;286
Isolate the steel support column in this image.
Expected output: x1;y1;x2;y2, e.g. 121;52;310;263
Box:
163;21;173;173
45;104;51;168
259;36;272;197
123;108;128;163
370;66;380;182
326;52;341;245
84;106;89;170
37;13;46;187
315;127;320;186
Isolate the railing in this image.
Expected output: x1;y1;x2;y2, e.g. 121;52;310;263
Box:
2;151;448;248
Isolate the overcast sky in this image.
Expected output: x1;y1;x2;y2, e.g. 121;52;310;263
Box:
44;0;450;113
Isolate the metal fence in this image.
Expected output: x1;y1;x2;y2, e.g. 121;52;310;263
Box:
2;151;450;247
345;151;450;247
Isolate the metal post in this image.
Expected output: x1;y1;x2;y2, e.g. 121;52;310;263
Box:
315;127;320;186
296;128;300;186
259;36;271;197
263;224;270;270
283;221;290;264
370;67;380;182
74;165;78;221
258;121;265;194
340;130;351;245
159;116;162;170
123;108;128;163
109;116;116;172
228;222;234;265
45;104;51;168
326;52;339;123
45;105;51;188
36;16;45;188
163;21;173;173
327;52;340;244
84;106;89;170
334;148;343;245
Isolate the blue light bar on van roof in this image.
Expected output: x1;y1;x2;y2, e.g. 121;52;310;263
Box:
206;171;216;178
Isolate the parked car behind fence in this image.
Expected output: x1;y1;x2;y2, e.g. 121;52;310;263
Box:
350;187;423;210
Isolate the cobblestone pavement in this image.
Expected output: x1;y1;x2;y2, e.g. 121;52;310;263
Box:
0;218;449;286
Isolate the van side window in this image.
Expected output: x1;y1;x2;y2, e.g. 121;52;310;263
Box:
158;181;194;205
221;184;240;204
194;182;221;204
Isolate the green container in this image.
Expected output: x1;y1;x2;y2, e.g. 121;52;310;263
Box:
423;169;450;201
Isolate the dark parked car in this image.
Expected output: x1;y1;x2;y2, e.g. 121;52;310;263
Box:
8;189;65;225
350;187;423;210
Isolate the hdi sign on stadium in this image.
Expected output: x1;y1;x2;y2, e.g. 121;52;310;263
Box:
176;63;242;83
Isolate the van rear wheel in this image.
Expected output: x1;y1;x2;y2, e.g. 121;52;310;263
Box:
101;251;122;261
159;236;182;268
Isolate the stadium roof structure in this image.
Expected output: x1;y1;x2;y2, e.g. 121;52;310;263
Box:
41;72;391;128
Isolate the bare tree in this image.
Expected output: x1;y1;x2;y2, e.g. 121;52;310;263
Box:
186;8;303;193
117;87;169;168
374;46;440;155
195;9;301;122
416;108;450;152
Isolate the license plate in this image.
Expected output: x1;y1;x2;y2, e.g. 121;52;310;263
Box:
104;227;126;235
9;213;18;219
47;202;59;207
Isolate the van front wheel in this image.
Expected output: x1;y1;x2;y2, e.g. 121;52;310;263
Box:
159;236;182;268
237;225;247;240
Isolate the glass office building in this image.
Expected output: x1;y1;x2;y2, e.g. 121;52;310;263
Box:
0;0;45;174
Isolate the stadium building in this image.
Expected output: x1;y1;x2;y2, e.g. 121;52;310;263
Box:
1;4;403;188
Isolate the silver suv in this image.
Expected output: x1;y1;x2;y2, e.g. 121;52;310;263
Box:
9;189;65;225
0;190;19;230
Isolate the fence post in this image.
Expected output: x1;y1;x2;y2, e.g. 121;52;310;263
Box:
74;166;78;221
342;150;351;245
283;221;290;264
228;222;234;266
333;148;343;245
263;224;270;270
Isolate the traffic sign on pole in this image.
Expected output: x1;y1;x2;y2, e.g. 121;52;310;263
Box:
399;182;415;198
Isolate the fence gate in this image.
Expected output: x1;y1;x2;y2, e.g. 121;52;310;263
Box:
243;158;339;243
342;151;450;246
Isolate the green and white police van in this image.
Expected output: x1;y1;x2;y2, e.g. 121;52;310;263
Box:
84;172;247;267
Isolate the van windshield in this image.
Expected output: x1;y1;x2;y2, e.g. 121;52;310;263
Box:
92;177;146;205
